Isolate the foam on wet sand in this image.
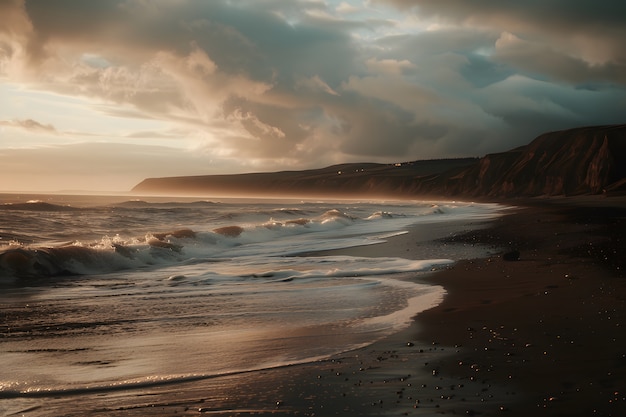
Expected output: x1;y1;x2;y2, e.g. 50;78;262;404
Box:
4;197;625;416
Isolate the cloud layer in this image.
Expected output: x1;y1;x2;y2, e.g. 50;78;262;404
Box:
1;0;625;191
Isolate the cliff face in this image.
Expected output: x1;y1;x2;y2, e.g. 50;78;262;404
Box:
132;125;626;198
437;124;626;197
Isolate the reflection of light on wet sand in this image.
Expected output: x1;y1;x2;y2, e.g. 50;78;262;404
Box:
359;282;444;331
0;338;153;389
0;272;447;395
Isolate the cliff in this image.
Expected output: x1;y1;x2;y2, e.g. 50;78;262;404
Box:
132;125;626;198
132;159;478;198
433;124;626;197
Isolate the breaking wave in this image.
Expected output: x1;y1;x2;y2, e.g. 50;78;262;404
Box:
0;201;78;212
0;198;500;284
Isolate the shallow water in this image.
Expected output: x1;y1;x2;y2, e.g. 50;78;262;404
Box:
0;194;501;410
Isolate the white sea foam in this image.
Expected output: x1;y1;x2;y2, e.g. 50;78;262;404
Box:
0;195;504;399
0;198;499;280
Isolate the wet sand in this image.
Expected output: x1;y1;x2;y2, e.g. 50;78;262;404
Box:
288;196;626;416
8;197;626;416
415;197;626;416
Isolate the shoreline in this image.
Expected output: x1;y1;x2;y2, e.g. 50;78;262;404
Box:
413;196;626;416
211;196;625;416
7;197;625;416
286;195;626;416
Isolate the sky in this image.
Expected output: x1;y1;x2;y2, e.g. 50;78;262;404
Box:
1;0;625;192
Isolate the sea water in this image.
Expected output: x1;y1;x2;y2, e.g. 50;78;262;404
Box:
0;194;501;406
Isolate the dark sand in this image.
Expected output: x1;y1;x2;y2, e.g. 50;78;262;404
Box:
414;197;626;416
17;197;625;416
290;196;626;416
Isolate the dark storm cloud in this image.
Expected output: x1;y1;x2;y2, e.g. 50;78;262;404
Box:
480;76;626;131
367;2;626;152
379;0;626;67
492;32;626;85
22;0;359;84
381;0;626;35
2;0;625;180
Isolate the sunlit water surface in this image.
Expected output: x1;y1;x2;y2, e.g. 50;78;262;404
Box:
0;194;502;403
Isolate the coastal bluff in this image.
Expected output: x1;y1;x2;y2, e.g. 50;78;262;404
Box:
132;124;626;198
435;124;626;198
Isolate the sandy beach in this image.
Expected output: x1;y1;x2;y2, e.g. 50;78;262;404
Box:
414;197;626;416
9;197;625;416
282;196;626;417
213;196;624;417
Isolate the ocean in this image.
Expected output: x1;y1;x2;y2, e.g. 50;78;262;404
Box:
0;194;502;413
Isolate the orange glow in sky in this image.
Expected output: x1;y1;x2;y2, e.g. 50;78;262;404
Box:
1;0;625;192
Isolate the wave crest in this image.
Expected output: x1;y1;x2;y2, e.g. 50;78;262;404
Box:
0;201;78;212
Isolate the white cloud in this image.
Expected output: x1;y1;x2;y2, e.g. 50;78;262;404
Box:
296;75;340;96
0;0;625;191
336;2;361;14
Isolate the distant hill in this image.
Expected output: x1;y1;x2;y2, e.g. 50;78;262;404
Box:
132;125;626;198
132;159;479;198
